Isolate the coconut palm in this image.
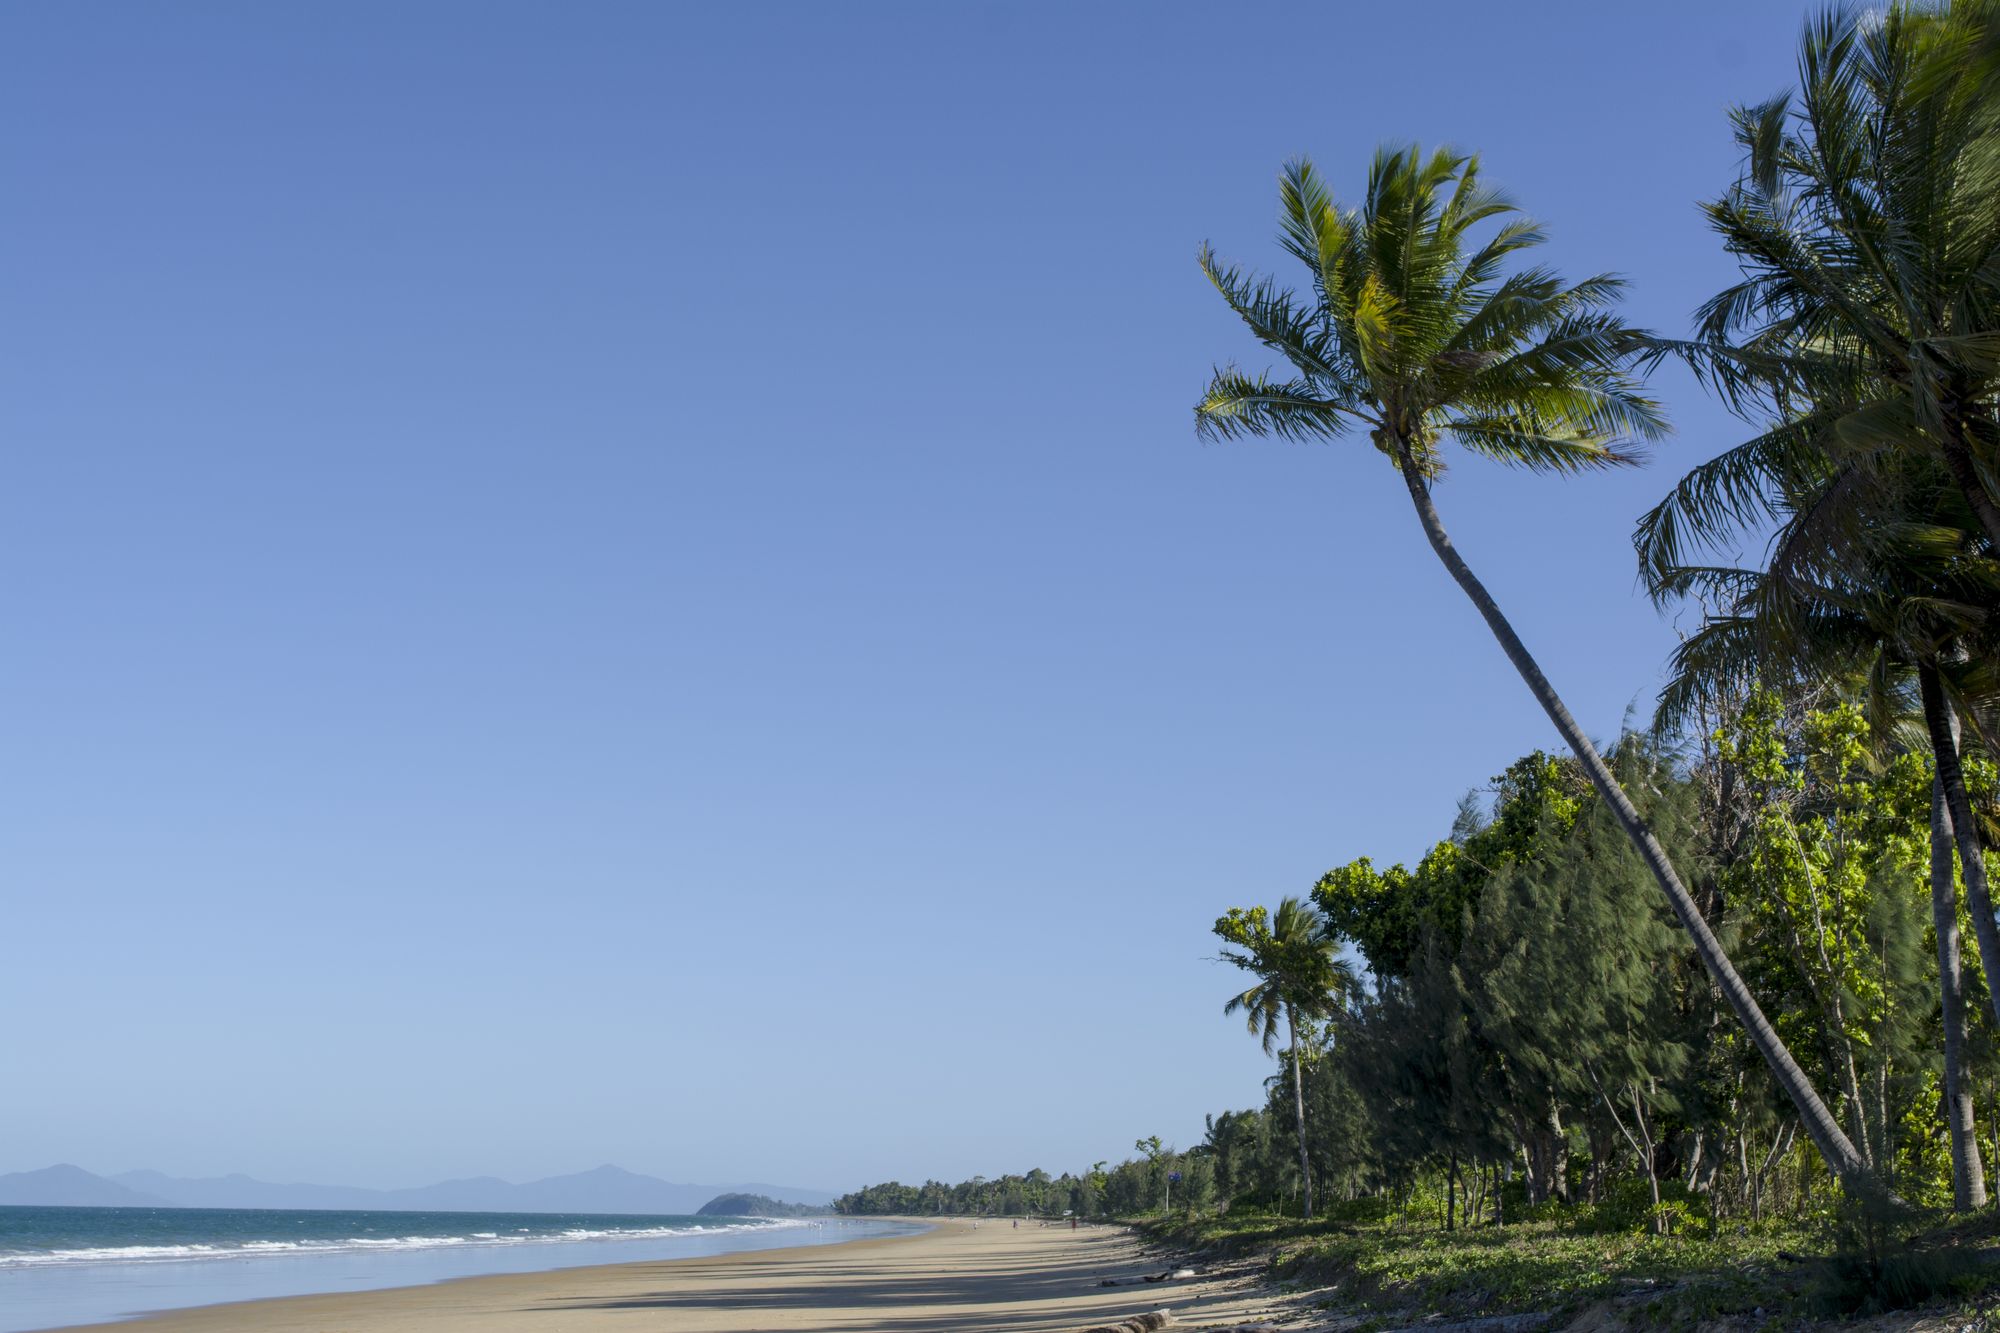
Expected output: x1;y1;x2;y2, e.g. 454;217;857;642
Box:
1195;144;1874;1188
1639;3;2000;1205
1644;4;2000;563
1215;897;1353;1219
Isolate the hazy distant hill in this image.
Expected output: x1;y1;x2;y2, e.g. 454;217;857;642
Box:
80;1164;836;1213
112;1170;391;1211
0;1164;171;1208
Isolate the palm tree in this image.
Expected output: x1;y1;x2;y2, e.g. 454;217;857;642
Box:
1215;897;1352;1219
1195;145;1874;1189
1650;5;2000;559
1637;3;2000;1204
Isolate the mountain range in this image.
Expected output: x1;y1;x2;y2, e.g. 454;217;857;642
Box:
0;1163;835;1214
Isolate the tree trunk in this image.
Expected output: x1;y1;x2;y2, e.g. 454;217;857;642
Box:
1447;1148;1457;1231
1777;818;1874;1165
1939;423;2000;555
1288;1006;1314;1220
1683;1130;1705;1192
1632;1088;1663;1234
1547;1106;1570;1203
1388;439;1873;1191
1589;1064;1662;1233
1920;664;2000;1027
1933;775;1989;1209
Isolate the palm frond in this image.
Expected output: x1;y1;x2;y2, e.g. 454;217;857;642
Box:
1194;369;1354;442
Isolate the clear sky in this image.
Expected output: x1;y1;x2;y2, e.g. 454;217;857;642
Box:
3;0;1819;1193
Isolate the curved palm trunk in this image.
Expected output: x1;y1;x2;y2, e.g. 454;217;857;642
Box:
1389;441;1874;1191
1932;776;1988;1209
1287;1004;1314;1220
1919;665;2000;1026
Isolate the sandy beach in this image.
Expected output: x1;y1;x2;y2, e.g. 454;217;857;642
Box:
71;1219;1291;1333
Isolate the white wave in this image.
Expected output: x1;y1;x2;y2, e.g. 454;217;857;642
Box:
0;1219;797;1269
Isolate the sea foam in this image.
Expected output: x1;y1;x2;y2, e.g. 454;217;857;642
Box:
0;1218;800;1268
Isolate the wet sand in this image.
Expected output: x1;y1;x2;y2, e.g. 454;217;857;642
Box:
81;1218;1291;1333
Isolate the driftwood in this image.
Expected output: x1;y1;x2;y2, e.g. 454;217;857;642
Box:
1097;1268;1201;1287
1077;1313;1172;1333
1375;1315;1553;1333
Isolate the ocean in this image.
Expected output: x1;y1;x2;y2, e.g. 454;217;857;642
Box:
0;1205;917;1331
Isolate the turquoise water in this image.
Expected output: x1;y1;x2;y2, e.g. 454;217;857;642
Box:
0;1205;917;1331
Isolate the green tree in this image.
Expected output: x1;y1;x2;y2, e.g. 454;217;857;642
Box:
1642;302;2000;1207
1646;3;2000;558
1460;742;1696;1230
1194;145;1872;1188
1316;753;1584;979
1216;896;1353;1218
1200;1109;1269;1206
1639;2;2000;1113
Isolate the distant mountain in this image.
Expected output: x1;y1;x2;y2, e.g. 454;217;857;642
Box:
0;1164;171;1208
112;1171;394;1212
86;1164;837;1214
695;1191;828;1218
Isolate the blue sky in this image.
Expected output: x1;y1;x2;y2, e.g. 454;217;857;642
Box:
3;0;1815;1192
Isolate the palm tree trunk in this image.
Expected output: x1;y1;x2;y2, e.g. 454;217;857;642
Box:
1939;423;2000;556
1288;1004;1314;1220
1919;664;2000;1027
1933;776;1987;1209
1388;440;1873;1191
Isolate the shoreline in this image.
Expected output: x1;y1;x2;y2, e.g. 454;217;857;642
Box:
39;1218;1290;1333
6;1217;916;1333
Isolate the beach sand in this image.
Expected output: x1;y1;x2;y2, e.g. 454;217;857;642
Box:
78;1219;1295;1333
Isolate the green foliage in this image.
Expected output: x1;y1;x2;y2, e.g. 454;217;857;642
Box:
1215;897;1352;1049
1806;1194;2000;1314
1195;147;1664;476
694;1192;827;1218
1721;688;1947;1185
833;1170;1088;1218
1153;1208;1824;1323
1314;753;1585;979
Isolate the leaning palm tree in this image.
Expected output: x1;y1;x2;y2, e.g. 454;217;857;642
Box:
1215;897;1352;1219
1195;144;1874;1189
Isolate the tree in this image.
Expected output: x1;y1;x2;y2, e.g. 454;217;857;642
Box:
1637;9;2000;1131
1641;317;2000;1207
1194;144;1874;1188
1646;4;2000;559
1316;753;1585;980
1460;741;1697;1230
1648;485;1995;1207
1931;733;1990;1209
1216;897;1353;1217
